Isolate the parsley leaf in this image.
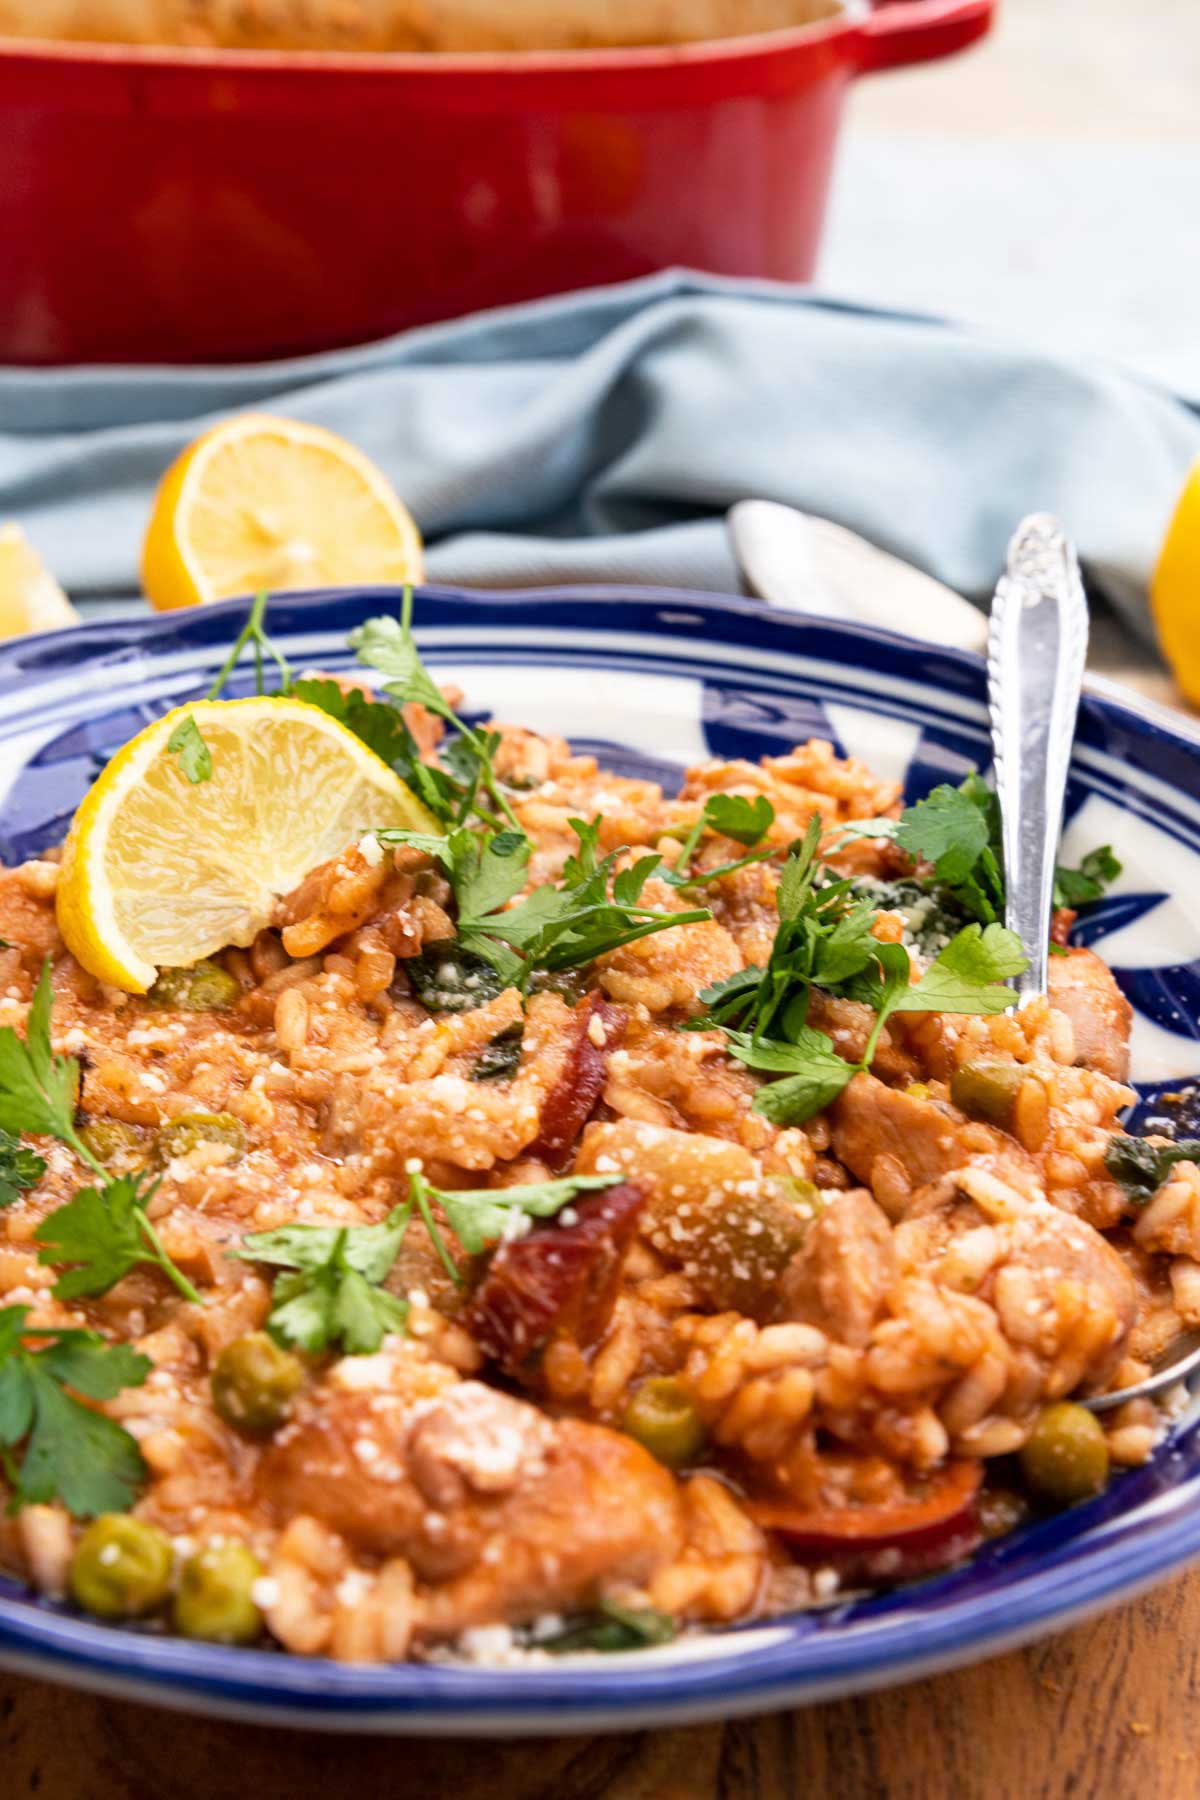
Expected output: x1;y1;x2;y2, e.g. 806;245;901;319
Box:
291;677;470;828
889;921;1029;1015
1104;1135;1200;1205
895;784;991;885
33;1171;202;1305
540;1598;676;1654
1054;845;1122;910
0;1129;45;1210
235;1206;415;1355
0;962;84;1151
292;677;417;767
436;1172;618;1256
0;1305;150;1516
722;1026;858;1121
704;793;775;847
166;714;212;785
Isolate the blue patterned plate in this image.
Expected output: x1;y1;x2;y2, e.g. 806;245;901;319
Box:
0;585;1197;1733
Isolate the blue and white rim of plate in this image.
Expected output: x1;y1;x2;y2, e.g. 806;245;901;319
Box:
0;584;1196;1732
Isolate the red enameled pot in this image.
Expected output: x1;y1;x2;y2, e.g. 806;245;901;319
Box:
0;0;993;365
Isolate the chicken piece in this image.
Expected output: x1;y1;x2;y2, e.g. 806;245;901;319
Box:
596;881;742;1015
1047;947;1132;1081
830;1072;1030;1217
257;1349;683;1639
894;1163;1138;1409
807;992;921;1087
780;1188;895;1347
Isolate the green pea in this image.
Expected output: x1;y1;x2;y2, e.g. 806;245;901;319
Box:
69;1515;173;1620
173;1539;263;1645
1019;1402;1110;1505
153;1111;246;1168
77;1119;146;1167
147;960;240;1012
212;1332;305;1437
621;1377;707;1470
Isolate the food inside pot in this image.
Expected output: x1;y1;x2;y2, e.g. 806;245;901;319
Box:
0;0;845;54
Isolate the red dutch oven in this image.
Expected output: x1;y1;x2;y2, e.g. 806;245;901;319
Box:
0;0;992;365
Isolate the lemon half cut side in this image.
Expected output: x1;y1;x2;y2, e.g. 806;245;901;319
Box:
57;697;437;993
140;414;425;612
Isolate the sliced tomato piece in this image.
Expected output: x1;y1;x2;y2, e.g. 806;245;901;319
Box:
531;990;627;1164
748;1460;983;1581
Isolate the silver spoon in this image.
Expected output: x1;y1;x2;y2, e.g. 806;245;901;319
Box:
987;512;1089;1008
988;513;1200;1412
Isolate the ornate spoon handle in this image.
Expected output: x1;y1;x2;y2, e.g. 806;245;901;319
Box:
987;514;1089;1005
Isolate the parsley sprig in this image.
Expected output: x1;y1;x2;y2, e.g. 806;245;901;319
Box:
842;772;1121;926
374;816;711;992
34;1171;201;1304
352;588;523;832
0;964;202;1304
0;1305;151;1516
692;817;1028;1123
206;590;294;700
237;1169;617;1355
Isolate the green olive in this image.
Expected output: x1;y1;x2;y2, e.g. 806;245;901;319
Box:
211;1332;305;1437
153;1111;246;1168
621;1377;707;1470
147;960;240;1012
69;1515;173;1620
1019;1402;1110;1505
77;1119;146;1167
951;1058;1050;1152
173;1539;263;1645
950;1058;1027;1129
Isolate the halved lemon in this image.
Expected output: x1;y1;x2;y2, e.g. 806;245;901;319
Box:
141;414;425;612
57;697;438;993
1152;458;1200;705
0;525;79;637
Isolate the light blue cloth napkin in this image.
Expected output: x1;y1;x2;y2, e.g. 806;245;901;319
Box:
2;271;1197;644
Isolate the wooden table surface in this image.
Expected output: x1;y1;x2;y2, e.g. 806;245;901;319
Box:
4;647;1195;1799
3;1570;1200;1800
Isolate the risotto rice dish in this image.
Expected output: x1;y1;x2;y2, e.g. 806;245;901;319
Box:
0;598;1194;1664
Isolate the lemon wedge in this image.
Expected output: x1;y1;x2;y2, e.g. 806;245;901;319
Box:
57;697;437;993
140;414;424;612
1151;458;1200;705
0;525;79;636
